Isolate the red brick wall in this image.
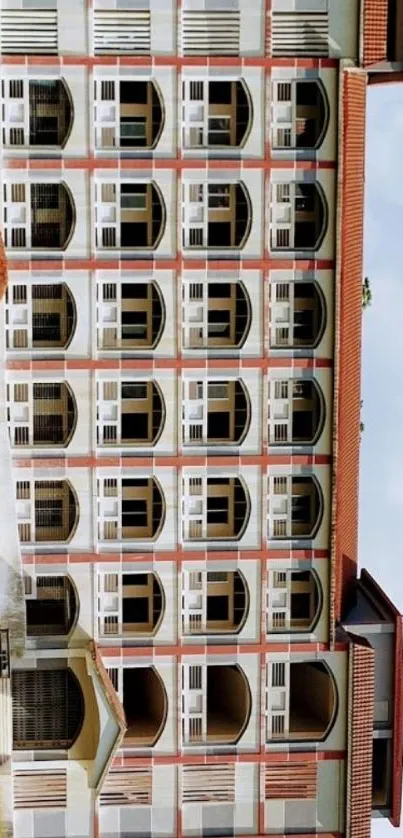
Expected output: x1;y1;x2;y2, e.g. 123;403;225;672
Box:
363;0;388;66
348;639;375;838
334;71;367;622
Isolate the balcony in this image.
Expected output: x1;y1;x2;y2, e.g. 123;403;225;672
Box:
182;280;251;351
97;476;165;543
6;283;76;352
269;281;326;350
267;570;321;633
182;476;250;541
267;661;337;742
271;80;328;150
182;663;250;745
182;379;250;446
270;182;327;252
182;79;252;150
268;379;324;446
3;182;75;250
122;667;167;747
97;280;165;351
94;79;164;150
268;475;323;540
95;181;165;250
182;182;251;250
98;572;164;638
12;668;84;749
16;479;79;544
97;380;165;447
3;79;73;148
182;570;248;636
8;381;77;448
25;575;78;638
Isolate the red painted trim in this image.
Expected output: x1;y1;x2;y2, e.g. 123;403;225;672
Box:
6;258;335;273
98;641;343;657
0;56;339;69
111;753;345;768
6;358;333;371
2;157;337;172
22;548;330;564
11;454;332;469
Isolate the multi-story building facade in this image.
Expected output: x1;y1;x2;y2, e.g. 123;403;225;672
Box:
0;2;402;838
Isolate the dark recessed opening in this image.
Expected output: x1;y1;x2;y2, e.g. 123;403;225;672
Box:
207;411;230;440
208;221;231;248
123;596;149;623
207;595;229;621
207;496;229;524
372;738;390;807
123;667;166;746
122;499;147;528
121;222;147;247
209;81;232;105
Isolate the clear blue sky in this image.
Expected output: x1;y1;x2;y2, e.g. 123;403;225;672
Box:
361;83;403;836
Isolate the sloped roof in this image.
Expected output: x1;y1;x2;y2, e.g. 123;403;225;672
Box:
331;68;367;632
362;0;388;66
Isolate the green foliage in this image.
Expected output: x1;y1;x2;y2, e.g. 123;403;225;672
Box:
362;277;372;310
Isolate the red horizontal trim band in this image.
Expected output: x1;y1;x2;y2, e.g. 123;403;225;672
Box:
22;548;330;564
113;754;344;769
99;641;346;657
3;157;336;172
7;258;334;272
112;753;344;768
7;358;333;371
12;454;332;469
0;56;339;69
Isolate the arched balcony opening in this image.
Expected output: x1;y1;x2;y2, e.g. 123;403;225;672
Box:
96;181;166;250
98;280;165;351
182;281;251;350
182;182;252;250
206;664;250;743
183;476;250;541
183;379;251;446
289;476;322;538
29;79;73;147
97;380;165;447
3;79;73;149
269;378;325;446
31;183;75;249
271;182;327;251
272;80;329;150
95;79;164;150
288;662;337;740
16;479;79;544
32;382;76;446
182;569;249;635
182;79;252;149
269;280;326;350
267;569;321;633
12;668;84;749
122;666;167;747
268;475;323;541
25;575;78;637
121;573;164;636
121;477;165;541
31;283;76;349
